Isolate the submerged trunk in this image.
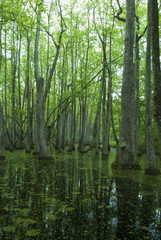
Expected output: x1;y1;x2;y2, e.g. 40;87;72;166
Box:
91;86;102;154
36;78;50;158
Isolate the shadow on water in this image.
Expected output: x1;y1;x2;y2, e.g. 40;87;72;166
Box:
0;149;161;239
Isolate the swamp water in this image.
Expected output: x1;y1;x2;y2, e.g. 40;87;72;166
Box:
0;148;161;239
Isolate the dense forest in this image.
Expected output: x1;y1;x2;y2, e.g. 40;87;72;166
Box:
0;0;161;174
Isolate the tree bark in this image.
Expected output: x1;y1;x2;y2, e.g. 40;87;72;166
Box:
17;33;23;149
0;102;5;159
26;34;31;153
11;23;17;151
151;0;161;155
34;2;65;159
113;0;141;169
145;0;160;175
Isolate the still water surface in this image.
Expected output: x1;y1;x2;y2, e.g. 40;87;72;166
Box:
0;149;161;239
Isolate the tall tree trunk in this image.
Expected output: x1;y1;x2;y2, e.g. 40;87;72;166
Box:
69;33;75;151
4;28;9;148
106;32;113;154
34;2;65;159
0;23;4;158
145;0;160;175
113;0;141;169
11;23;17;151
36;77;49;158
91;85;102;154
18;33;23;149
26;34;31;153
151;0;161;155
0;102;5;160
0;20;2;75
101;39;108;157
135;12;142;156
79;26;90;153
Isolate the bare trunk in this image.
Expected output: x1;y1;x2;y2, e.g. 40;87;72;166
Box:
34;3;65;158
11;24;17;151
36;78;49;158
91;85;102;153
4;28;9;149
0;102;5;159
26;35;31;153
113;0;141;170
151;0;161;155
101;40;108;156
145;0;160;175
135;16;142;156
17;33;23;149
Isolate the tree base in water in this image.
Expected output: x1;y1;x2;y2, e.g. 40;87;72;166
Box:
68;148;74;152
137;152;142;157
0;156;5;160
32;151;40;155
15;147;26;150
112;162;141;170
25;149;31;153
39;156;54;160
79;148;91;154
145;167;160;175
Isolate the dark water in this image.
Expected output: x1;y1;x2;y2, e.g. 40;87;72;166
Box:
0;149;161;239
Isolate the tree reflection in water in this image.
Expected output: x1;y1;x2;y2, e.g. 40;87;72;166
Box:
0;150;161;239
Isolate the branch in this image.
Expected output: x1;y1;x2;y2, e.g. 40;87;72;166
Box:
137;26;147;42
115;0;126;23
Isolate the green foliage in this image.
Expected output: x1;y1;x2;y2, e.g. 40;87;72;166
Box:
0;0;158;154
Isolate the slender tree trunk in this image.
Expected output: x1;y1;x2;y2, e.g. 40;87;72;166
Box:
86;109;92;145
135;13;142;156
79;10;90;153
101;39;108;156
106;32;113;154
0;102;5;160
69;37;75;151
91;85;102;154
11;23;17;151
145;0;160;175
17;33;23;149
0;20;2;75
26;34;31;153
36;77;49;158
0;23;4;158
52;73;56;145
4;28;9;149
